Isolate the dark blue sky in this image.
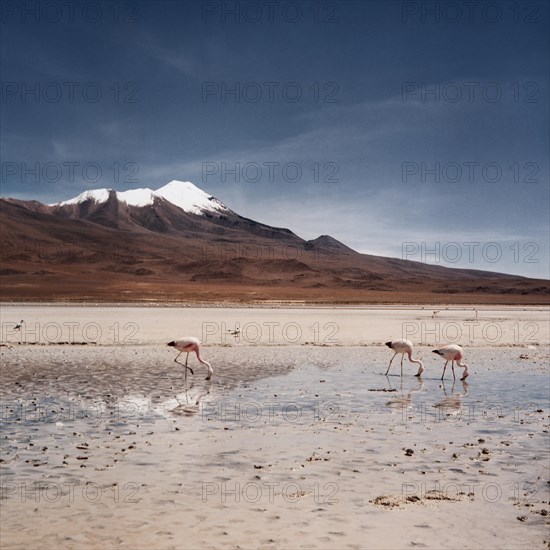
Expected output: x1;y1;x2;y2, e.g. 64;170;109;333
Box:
1;0;549;277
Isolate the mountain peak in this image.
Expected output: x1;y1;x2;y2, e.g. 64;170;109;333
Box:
55;188;112;206
50;180;230;216
308;235;358;255
155;180;229;215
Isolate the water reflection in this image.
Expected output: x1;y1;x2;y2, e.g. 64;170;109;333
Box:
434;380;469;419
171;380;213;417
385;375;425;412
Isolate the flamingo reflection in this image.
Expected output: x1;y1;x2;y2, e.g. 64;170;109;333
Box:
385;376;425;413
434;380;469;419
172;380;212;416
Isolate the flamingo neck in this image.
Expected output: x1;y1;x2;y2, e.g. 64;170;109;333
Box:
196;350;213;375
202;360;214;377
408;354;423;367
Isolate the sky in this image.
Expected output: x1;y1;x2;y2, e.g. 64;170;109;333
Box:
1;0;549;278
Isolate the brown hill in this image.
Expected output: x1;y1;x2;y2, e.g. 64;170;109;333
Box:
0;188;548;304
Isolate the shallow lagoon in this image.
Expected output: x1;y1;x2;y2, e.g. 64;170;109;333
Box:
1;345;548;549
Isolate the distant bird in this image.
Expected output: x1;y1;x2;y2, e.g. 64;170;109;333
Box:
432;311;439;319
385;339;424;376
168;337;213;380
432;344;469;380
14;320;24;331
227;329;240;337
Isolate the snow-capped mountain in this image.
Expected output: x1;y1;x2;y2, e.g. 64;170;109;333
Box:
1;177;542;306
52;180;230;216
12;179;301;241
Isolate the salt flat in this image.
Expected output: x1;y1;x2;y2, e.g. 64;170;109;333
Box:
1;304;548;347
0;306;548;549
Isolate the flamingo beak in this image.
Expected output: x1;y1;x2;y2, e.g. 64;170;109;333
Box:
167;341;176;347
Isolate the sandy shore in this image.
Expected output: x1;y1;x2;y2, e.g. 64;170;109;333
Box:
1;306;549;549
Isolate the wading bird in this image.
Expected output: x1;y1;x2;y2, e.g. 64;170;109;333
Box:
168;337;213;380
385;339;424;376
432;344;469;380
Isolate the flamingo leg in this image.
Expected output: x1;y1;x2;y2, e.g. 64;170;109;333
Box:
385;353;397;375
400;354;404;376
441;360;448;380
174;350;194;377
451;361;456;380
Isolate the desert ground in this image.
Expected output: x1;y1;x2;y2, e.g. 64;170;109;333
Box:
1;304;549;549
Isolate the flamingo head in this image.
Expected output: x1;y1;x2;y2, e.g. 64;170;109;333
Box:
385;341;393;348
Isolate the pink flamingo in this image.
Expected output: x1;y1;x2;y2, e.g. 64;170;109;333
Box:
432;344;469;380
168;337;213;380
385;339;424;376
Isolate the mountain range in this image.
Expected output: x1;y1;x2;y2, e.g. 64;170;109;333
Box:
1;180;548;303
